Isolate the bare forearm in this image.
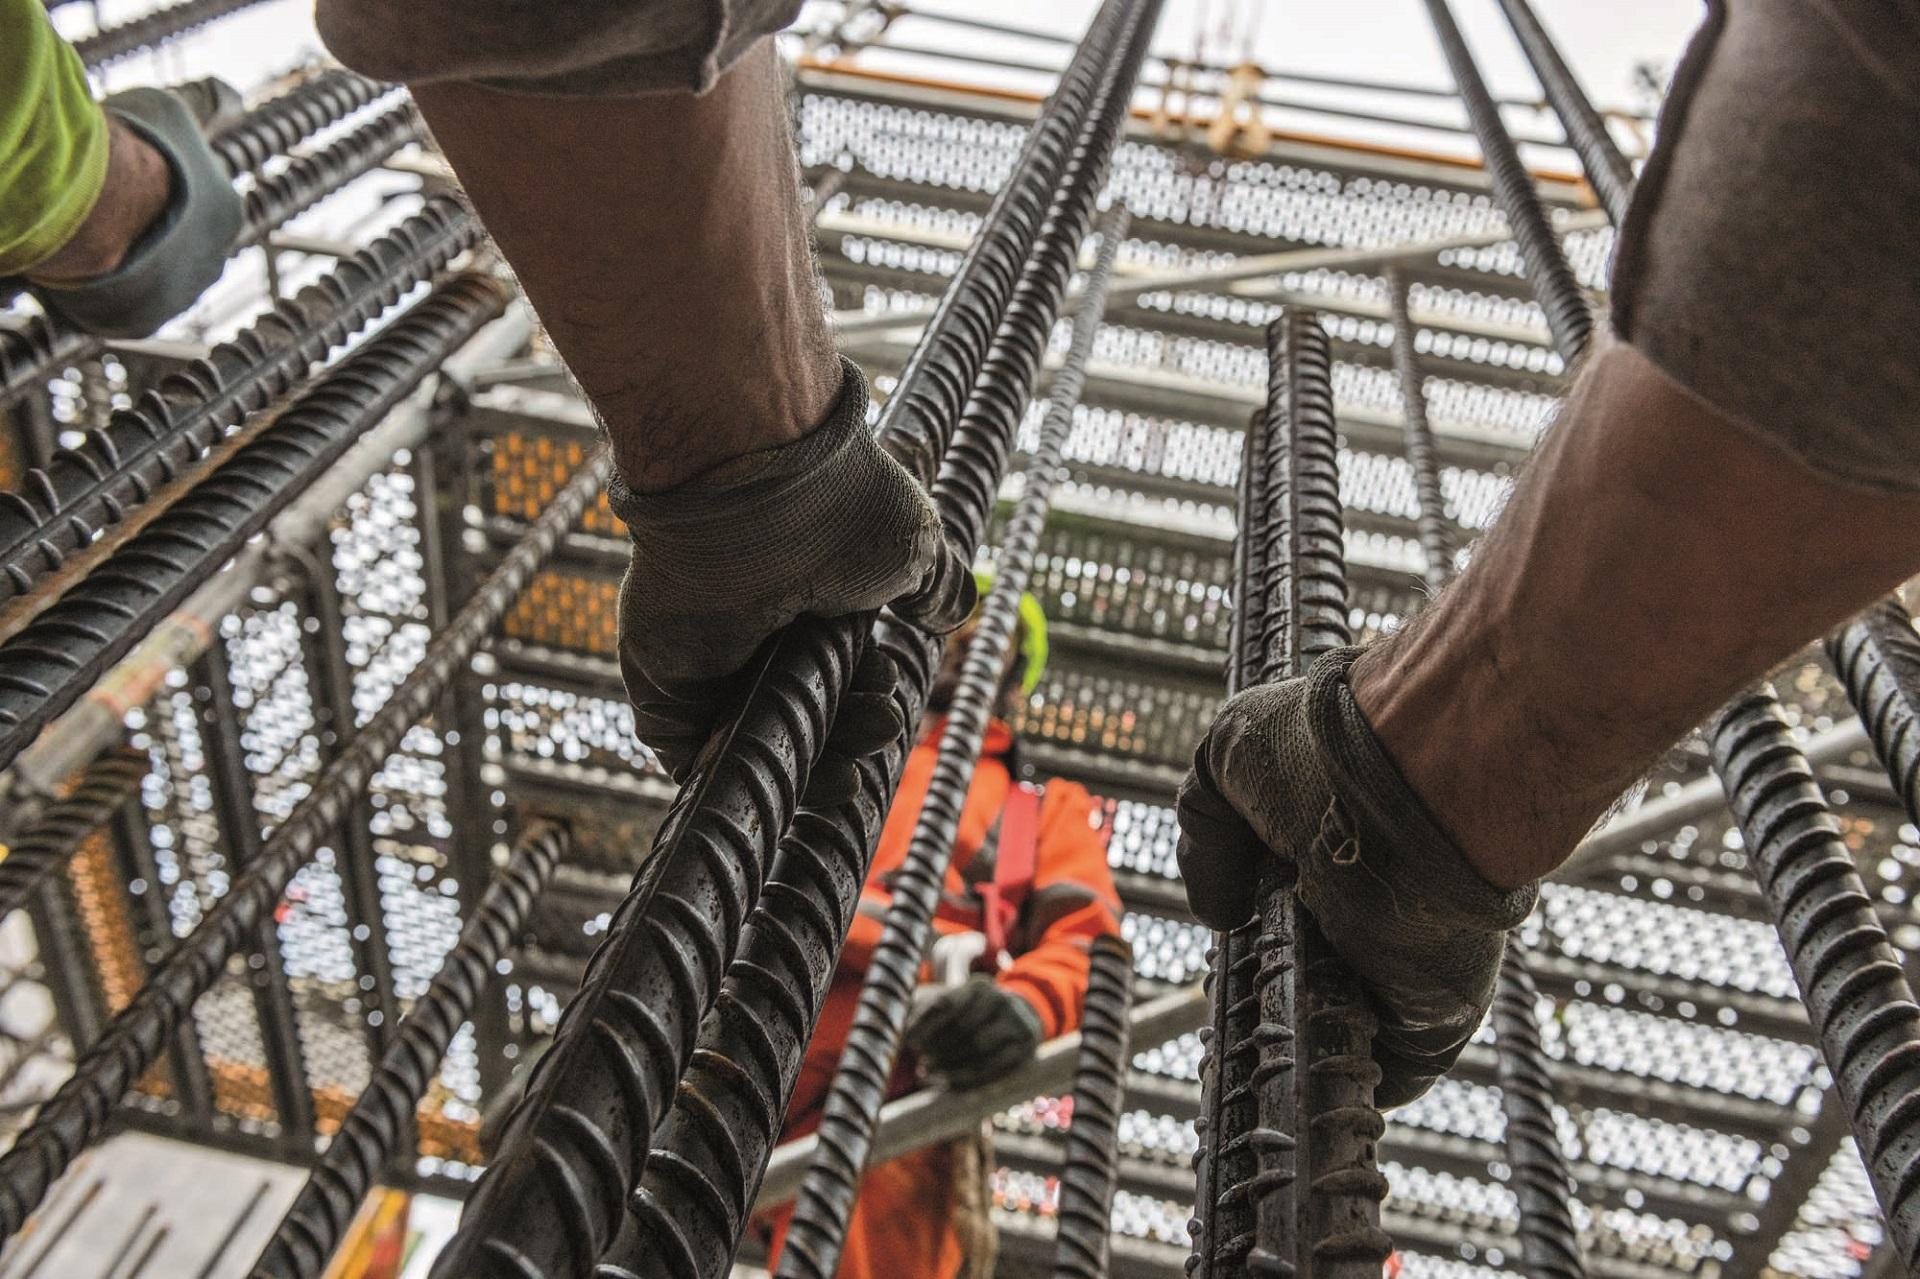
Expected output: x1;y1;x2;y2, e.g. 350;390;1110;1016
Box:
410;43;838;491
1352;342;1920;887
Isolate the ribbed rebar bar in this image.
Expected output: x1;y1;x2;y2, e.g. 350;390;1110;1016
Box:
0;271;505;773
0;95;425;416
75;0;268;69
237;100;423;244
0;196;472;615
0;749;146;923
0;317;95;413
1489;0;1634;228
1390;267;1585;1279
429;5;1158;1274
776;204;1138;1279
209;70;394;179
1418;0;1592;362
1384;270;1455;596
1708;689;1920;1273
591;620;937;1279
1491;946;1586;1278
1050;934;1134;1279
1187;405;1270;1279
248;820;571;1279
1827;597;1920;825
1246;311;1389;1277
0;435;601;1240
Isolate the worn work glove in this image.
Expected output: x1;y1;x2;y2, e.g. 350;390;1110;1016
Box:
906;976;1044;1090
35;81;244;339
613;357;974;784
1174;646;1538;1108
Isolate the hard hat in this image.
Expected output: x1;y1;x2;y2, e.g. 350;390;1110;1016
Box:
972;568;1049;695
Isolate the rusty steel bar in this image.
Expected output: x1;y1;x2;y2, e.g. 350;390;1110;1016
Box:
0;749;147;923
1389;265;1586;1279
248;820;570;1279
0;271;505;772
1419;0;1593;362
429;3;1160;1273
1827;597;1920;825
1709;689;1920;1272
1490;0;1634;227
1049;934;1134;1279
0;287;572;1242
774;204;1137;1279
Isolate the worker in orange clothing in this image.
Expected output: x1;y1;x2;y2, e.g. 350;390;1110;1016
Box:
758;576;1124;1279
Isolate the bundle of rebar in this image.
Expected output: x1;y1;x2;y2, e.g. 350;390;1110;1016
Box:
427;2;1162;1272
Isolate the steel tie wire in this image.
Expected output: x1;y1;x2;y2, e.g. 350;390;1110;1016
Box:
247;821;572;1279
0;415;597;1241
774;201;1141;1279
1388;270;1586;1279
1049;934;1135;1279
425;4;1158;1274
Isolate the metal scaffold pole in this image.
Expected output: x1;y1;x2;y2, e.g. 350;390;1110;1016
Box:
429;2;1162;1271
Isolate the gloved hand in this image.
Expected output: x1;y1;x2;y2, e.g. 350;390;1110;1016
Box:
34;81;244;339
905;976;1044;1090
1175;647;1537;1107
614;358;974;788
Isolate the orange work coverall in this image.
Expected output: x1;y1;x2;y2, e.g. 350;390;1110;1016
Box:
760;717;1123;1279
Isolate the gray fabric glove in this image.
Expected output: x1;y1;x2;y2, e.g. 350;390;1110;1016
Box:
34;83;244;339
613;357;974;784
1174;646;1538;1108
906;976;1044;1090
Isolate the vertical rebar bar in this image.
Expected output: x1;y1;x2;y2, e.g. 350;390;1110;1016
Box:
1827;597;1920;825
431;4;1161;1273
247;820;569;1279
1389;265;1586;1279
0;387;593;1242
1050;934;1134;1279
775;204;1138;1279
1418;0;1593;362
1708;689;1920;1272
1489;0;1635;228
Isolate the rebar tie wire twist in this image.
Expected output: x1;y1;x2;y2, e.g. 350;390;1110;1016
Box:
0;376;591;1236
428;4;1162;1274
248;820;572;1279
